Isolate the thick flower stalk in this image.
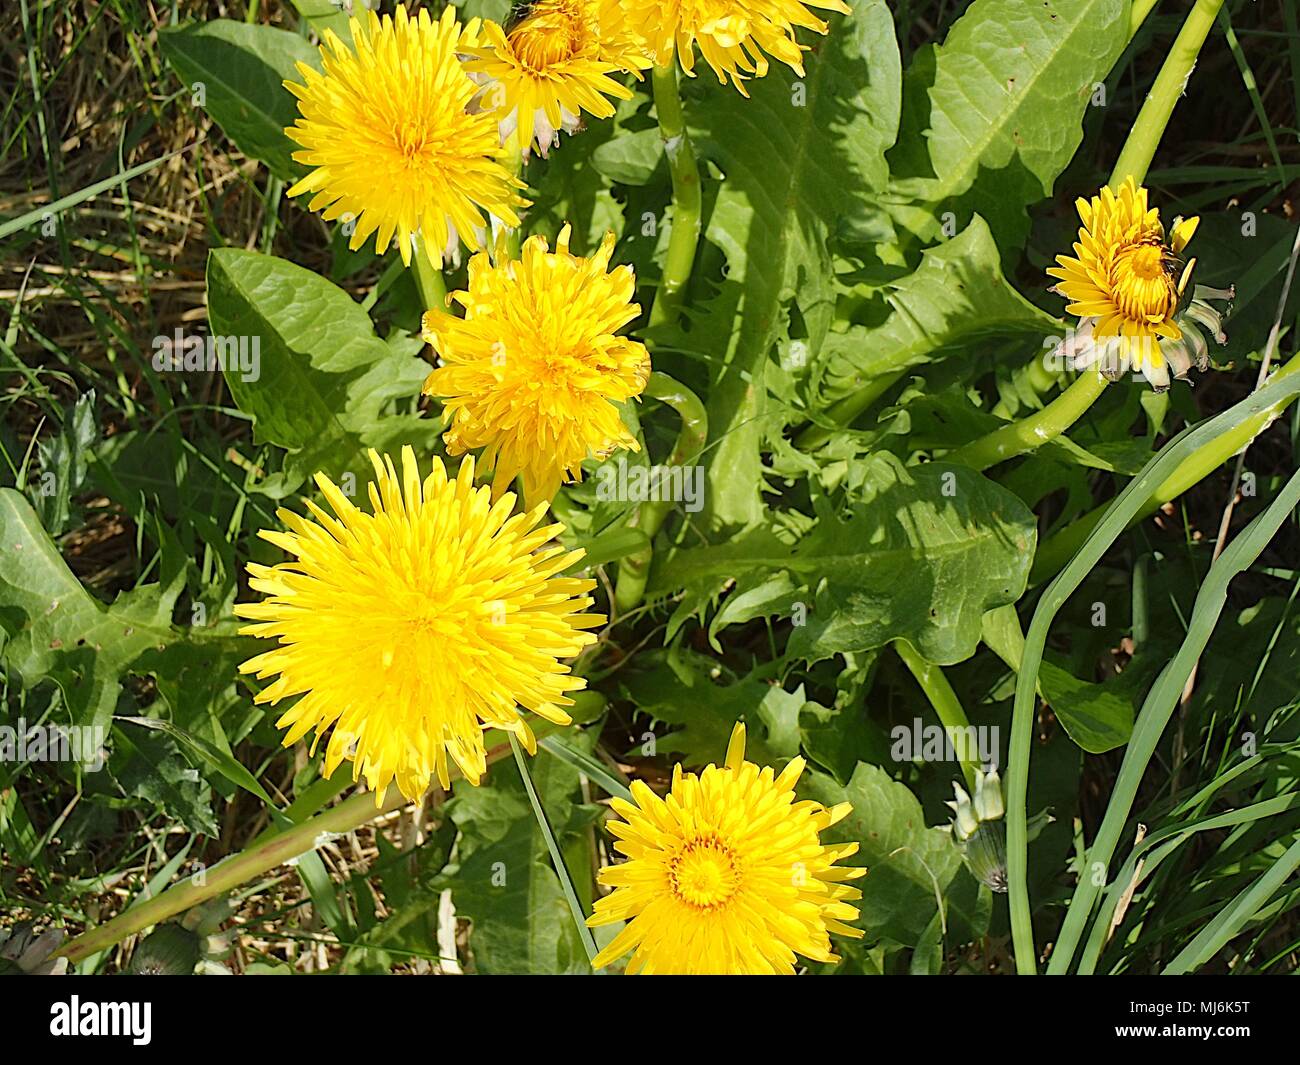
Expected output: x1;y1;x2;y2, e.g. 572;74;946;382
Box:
587;723;864;974
1047;177;1232;391
422;226;651;505
283;6;525;267
235;448;602;804
464;0;650;158
637;0;850;93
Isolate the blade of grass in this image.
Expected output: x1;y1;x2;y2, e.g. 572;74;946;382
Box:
1079;790;1300;973
539;735;634;803
0;145;194;242
508;734;601;969
1163;833;1300;974
1006;369;1300;974
1216;5;1287;194
1046;465;1300;974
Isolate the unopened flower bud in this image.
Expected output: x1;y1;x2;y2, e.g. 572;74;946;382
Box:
974;768;1004;822
127;923;202;975
946;782;978;842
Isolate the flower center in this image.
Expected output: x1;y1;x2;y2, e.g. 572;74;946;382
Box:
1111;242;1177;322
669;834;740;910
1127;242;1165;280
510;5;584;71
392;117;436;167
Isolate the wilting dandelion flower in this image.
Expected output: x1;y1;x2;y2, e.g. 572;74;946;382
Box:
636;0;850;94
283;6;525;266
465;0;650;157
421;225;650;505
1047;177;1233;391
236;448;602;804
587;723;864;974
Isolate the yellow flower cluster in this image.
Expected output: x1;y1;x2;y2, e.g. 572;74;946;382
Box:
283;0;851;249
245;1;867;975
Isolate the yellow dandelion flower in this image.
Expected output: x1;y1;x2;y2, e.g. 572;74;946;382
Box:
587;723;865;974
465;0;651;157
421;225;651;505
1047;177;1232;390
635;0;850;94
283;6;525;267
235;447;602;804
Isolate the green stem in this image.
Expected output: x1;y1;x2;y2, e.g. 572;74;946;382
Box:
648;62;701;328
894;640;980;792
1130;0;1161;38
1031;350;1300;584
411;241;448;312
503;141;524;259
58;786;409;965
509;734;601;968
613;372;708;612
1109;0;1226;190
947;370;1109;471
55;726;556;965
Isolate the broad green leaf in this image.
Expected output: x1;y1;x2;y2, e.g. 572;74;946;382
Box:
887;0;1131;251
453;0;512;21
810;217;1059;411
799;692;892;785
0;489;239;734
159;21;320;181
1037;660;1136;753
651;455;1036;666
687;3;901;528
288;0;353;42
119;715;281;813
616;648;804;764
591;128;665;187
805;763;987;947
205;249;438;497
981;603;1027;673
527;97;627;251
111;727;218;837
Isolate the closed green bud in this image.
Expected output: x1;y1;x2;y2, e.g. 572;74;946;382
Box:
948;767;1008;891
961;820;1008;894
127;923;202;976
946;783;979;842
973;768;1004;822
